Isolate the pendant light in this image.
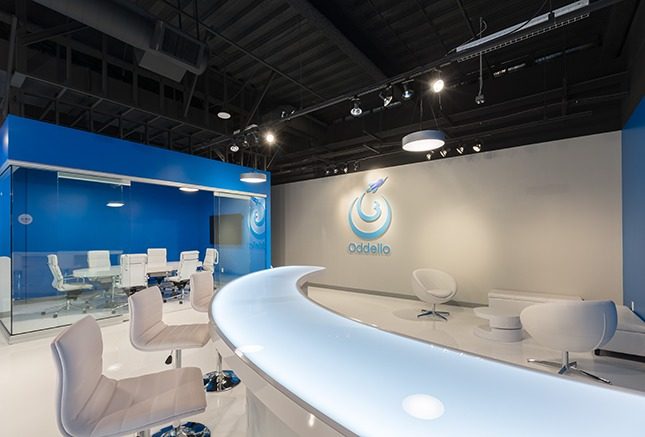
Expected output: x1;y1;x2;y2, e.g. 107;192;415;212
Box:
402;91;445;152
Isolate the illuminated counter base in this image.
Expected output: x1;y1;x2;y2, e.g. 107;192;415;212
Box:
210;267;645;437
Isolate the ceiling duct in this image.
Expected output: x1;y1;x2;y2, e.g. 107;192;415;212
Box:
32;0;208;82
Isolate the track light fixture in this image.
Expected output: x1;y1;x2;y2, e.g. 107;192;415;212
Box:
350;98;362;117
353;161;360;171
426;151;434;160
217;111;231;120
431;72;444;93
333;167;339;174
456;146;464;154
264;131;276;144
401;81;414;101
379;85;394;107
439;148;450;158
343;164;349;173
325;168;331;175
473;142;482;152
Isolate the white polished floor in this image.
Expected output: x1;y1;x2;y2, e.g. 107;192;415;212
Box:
0;286;643;437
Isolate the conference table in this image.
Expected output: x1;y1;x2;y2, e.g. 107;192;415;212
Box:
72;261;186;280
210;266;645;437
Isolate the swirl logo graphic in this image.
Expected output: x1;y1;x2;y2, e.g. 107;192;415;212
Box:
249;197;266;237
348;177;392;240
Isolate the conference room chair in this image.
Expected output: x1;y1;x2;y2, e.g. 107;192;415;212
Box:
42;254;93;318
87;250;114;302
165;250;200;304
52;315;206;437
202;248;219;273
146;248;168;285
411;268;458;320
129;286;211;437
521;300;618;384
190;271;241;392
110;254;149;314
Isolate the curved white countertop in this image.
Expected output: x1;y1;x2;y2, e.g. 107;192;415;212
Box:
211;266;645;436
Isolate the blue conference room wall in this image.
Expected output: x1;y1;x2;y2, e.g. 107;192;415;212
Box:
11;167;217;299
3;115;270;197
623;97;645;319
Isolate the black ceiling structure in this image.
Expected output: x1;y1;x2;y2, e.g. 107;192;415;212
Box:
0;0;642;184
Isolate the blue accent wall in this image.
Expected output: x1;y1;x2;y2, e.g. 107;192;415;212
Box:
3;115;270;196
622;97;645;319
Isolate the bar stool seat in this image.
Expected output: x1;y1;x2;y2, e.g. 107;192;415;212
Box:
133;323;211;351
51;315;206;437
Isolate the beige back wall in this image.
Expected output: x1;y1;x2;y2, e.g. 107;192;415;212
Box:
272;131;623;304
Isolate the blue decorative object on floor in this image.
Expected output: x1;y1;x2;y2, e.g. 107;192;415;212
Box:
204;369;241;392
153;421;210;437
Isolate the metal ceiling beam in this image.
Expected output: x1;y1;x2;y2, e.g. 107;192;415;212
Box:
282;0;387;81
259;0;626;128
22;21;86;46
245;71;276;128
160;0;326;101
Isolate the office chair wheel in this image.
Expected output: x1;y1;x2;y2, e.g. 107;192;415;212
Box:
52;313;58;318
179;300;183;304
82;309;87;314
41;311;46;316
154;422;210;437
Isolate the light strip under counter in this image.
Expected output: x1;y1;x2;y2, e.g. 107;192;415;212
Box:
210;266;645;437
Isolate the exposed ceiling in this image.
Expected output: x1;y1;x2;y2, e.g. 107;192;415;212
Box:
0;0;642;184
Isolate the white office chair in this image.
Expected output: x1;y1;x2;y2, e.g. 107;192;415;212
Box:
129;286;211;437
521;300;618;384
52;315;206;437
146;248;168;283
202;248;219;273
165;250;200;304
41;254;93;318
110;254;149;314
411;268;457;320
190;271;240;393
87;250;111;269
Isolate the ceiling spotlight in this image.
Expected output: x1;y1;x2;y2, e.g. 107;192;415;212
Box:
333;168;339;174
350;98;362;117
230;144;239;152
475;93;485;105
379;86;393;107
343;164;349;174
401;81;414;101
426;152;434;160
473;142;482;152
179;187;199;192
431;78;444;93
353;162;360;171
325;168;330;175
264;131;276;144
402;129;445;152
439;148;449;158
217;111;231;120
456;146;464;155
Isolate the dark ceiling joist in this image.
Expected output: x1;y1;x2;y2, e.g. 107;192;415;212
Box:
282;0;387;81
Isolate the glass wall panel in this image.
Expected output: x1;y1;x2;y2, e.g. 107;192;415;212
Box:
3;165;269;336
0;167;11;333
214;194;267;286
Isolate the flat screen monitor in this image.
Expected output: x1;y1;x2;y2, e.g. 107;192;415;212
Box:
210;214;243;245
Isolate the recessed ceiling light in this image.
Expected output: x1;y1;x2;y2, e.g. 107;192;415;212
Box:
179;187;199;192
240;172;267;183
402;130;445;152
217;111;231;120
106;201;125;208
230;144;239;152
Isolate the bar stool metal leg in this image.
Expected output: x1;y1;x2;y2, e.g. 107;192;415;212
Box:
203;350;241;392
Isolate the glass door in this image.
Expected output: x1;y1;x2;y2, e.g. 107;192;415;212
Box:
213;193;267;287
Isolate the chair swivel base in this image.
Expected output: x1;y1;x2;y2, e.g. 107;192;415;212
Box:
41;301;90;318
417;309;450;320
153;422;210;437
204;369;241;392
527;358;611;384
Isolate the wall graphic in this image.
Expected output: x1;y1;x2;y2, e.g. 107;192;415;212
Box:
347;177;392;255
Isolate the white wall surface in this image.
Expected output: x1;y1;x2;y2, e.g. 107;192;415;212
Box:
272;132;623;304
